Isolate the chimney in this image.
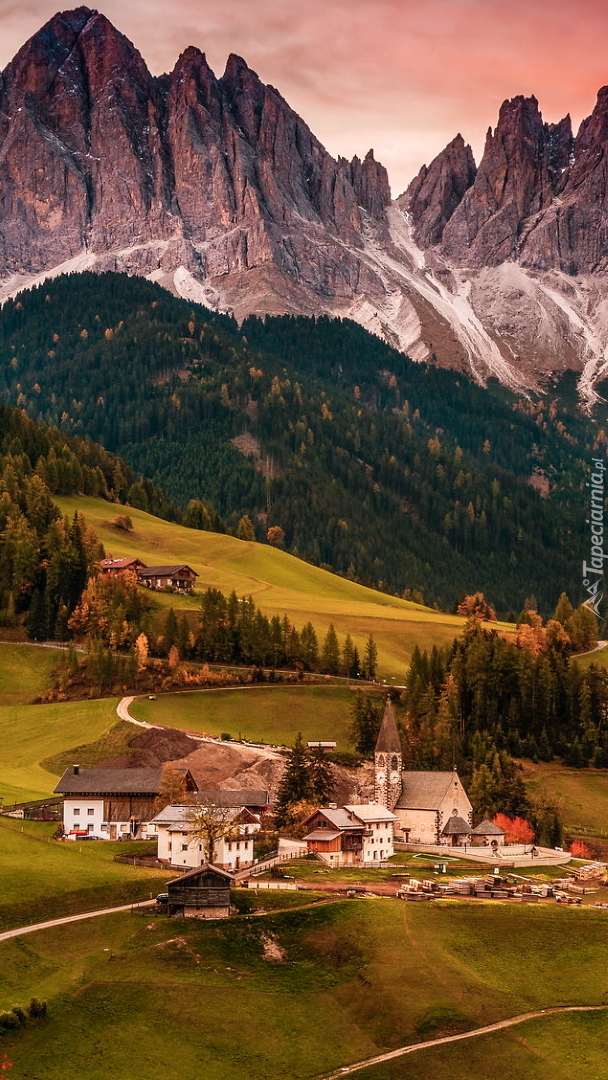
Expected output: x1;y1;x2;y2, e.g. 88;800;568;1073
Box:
73;765;80;775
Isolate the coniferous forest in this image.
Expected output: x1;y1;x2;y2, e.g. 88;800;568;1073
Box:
0;272;603;616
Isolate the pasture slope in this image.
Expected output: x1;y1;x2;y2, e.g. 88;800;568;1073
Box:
0;895;606;1079
55;494;498;679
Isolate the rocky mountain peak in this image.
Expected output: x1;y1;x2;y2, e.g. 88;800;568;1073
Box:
401;133;476;246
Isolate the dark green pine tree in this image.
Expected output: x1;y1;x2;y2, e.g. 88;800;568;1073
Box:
321;624;340;675
363;634;378;680
274;733;313;827
307;748;335;805
163;608;179;655
349;692;383;756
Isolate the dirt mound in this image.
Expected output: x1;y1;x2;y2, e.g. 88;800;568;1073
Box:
97;726;200;768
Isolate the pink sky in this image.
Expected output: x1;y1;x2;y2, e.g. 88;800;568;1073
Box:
1;0;608;194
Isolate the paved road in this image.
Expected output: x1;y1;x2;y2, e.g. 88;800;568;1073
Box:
316;1004;608;1078
0;900;156;944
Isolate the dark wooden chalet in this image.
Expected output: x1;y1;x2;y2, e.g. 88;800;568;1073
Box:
137;564;198;594
166;864;234;918
100;557;147;574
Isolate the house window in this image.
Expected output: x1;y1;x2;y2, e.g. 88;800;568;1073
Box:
168;842;172;852
73;808;80;816
181;844;188;851
87;808;94;816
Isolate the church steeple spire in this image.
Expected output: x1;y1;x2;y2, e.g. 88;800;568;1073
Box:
374;699;403;810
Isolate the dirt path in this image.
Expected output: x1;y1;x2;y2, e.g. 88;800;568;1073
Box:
116;694;284;760
315;1005;608;1078
0;900;156;944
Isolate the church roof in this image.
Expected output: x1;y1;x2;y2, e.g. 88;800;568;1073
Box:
442;814;471;836
375;699;401;754
395;771;463;811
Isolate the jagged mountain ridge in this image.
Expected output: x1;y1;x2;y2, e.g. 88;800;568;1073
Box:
3;8;608;405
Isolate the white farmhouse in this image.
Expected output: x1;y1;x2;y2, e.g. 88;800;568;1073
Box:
54;766;197;840
302;803;397;866
150;797;262;871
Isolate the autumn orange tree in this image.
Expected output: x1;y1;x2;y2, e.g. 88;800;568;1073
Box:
68;569;150;646
492;813;534;844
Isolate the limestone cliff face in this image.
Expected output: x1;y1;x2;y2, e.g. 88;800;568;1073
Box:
0;8;390;297
6;9;608;404
437;96;573;267
403;134;477;247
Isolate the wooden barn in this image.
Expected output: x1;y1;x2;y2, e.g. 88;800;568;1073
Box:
99;557;147;575
166;864;234;919
136;564;198;594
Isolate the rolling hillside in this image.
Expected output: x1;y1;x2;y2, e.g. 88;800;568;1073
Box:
1;272;596;615
55;494;484;680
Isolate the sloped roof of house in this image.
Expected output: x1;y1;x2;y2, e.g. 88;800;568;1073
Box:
442;815;471;836
375;699;402;754
151;803;252;828
137;564;197;577
395;770;466;811
55;767;191;795
100;557;146;570
345;803;398;823
167;863;234;887
309;807;365;831
303;829;343;843
471;819;505;836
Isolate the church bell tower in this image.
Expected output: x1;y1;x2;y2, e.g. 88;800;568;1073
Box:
374;699;403;810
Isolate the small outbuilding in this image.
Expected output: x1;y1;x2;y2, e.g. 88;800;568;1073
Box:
165;864;233;919
470;819;506;847
441;814;471;847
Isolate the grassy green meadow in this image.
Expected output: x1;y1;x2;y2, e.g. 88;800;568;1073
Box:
0;819;171;933
0;696;118;805
55;495;500;677
521;759;608;838
0;899;607;1079
129;684;364;747
0;643;63;705
351;1010;608;1080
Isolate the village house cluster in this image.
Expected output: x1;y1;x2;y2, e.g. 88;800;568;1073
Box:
50;700;524;917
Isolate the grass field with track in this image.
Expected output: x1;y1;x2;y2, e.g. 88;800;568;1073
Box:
0;819;171;933
128;683;367;748
0;897;606;1079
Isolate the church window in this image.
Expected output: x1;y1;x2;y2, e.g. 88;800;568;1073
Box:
377;754;385;766
391;755;398;771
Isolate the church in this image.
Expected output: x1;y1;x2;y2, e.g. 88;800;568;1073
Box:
374;699;473;846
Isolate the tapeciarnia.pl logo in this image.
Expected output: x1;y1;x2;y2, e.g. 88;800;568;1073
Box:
582;457;605;620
